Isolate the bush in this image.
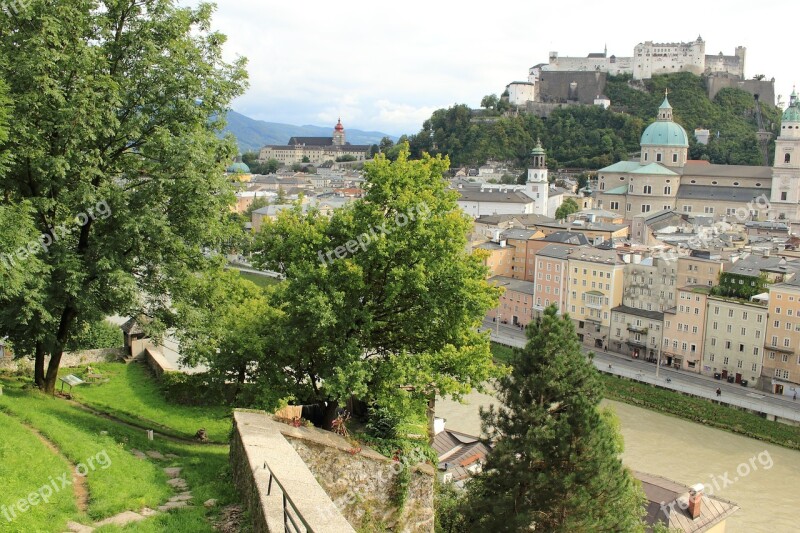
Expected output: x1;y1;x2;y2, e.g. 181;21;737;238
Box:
160;372;231;406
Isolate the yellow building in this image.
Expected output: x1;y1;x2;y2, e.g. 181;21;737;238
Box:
566;247;626;348
763;279;800;396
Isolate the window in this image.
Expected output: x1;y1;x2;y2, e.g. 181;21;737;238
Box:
752;363;758;372
772;335;778;345
704;206;714;214
757;314;763;323
741;327;746;335
710;354;715;362
683;205;692;213
656;153;662;162
728;309;734;318
664;186;671;194
743;312;748;320
754;347;759;355
785;153;791;164
776;307;782;314
739;343;745;352
723;356;729;365
785;338;791;347
641;204;651;213
725;340;732;349
643;185;652;194
781;192;788;201
711;338;716;346
610;201;619;210
626;203;631;212
737;360;743;369
628;184;634;193
672;153;678;163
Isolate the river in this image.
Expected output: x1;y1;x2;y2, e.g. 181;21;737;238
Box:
436;391;800;532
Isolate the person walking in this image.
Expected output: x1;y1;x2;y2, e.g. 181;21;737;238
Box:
794;391;797;401
716;387;721;398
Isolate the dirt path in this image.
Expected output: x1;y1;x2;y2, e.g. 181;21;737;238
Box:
17;420;89;513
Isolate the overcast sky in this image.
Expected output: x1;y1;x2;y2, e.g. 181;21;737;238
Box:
189;0;797;136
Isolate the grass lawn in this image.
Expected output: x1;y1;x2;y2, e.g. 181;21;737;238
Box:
601;373;800;451
0;374;239;532
68;363;232;443
490;342;515;364
0;411;77;533
237;269;281;288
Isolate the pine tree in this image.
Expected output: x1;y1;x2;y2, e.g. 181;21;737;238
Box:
463;305;646;532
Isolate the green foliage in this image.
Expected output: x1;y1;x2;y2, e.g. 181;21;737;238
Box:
247;145;503;425
710;272;768;300
434;480;468;533
242;152;281;174
336;154;357;162
365;405;403;439
0;0;248;391
406;72;780;170
554;197;580;220
390;463;412;509
64;320;123;352
462;306;646;532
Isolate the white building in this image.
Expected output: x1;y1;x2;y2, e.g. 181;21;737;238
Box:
506;81;537;106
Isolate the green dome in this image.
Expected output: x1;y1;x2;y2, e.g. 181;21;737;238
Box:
226;161;251;173
640;120;688;147
782;104;800;123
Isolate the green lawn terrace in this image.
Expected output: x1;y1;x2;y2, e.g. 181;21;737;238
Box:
0;364;238;533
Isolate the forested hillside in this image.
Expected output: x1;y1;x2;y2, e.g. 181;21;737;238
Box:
402;72;781;170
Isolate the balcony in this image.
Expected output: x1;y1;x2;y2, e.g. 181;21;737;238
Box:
627;323;649;334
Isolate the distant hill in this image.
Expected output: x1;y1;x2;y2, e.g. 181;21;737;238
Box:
222;110;397;153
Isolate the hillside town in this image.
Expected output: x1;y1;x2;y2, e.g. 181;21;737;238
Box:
3;2;800;532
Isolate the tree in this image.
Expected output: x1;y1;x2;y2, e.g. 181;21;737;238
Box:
336;154;357;162
0;1;247;392
555;197;580;220
462;306;646;532
481;94;500;110
249;145;502;428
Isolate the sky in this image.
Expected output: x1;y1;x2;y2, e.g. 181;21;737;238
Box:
188;0;798;136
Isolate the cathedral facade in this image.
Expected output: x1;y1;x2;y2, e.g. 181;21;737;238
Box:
593;93;800;222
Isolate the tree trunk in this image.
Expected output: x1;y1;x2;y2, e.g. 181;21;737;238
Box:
320;400;339;431
43;306;77;394
427;394;436;445
34;342;46;389
43;348;64;395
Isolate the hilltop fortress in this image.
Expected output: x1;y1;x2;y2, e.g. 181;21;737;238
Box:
505;36;775;112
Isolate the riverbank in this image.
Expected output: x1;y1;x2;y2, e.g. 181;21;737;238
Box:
601;373;800;451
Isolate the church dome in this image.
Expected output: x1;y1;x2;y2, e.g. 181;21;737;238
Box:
334;118;344;132
640;121;689;147
640;96;688;147
782;103;800;123
226;161;251;174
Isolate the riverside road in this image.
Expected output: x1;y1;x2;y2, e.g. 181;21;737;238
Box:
481;318;800;424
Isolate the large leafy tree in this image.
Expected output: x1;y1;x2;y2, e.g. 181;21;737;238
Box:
248;146;502;427
0;1;247;392
462;305;646;532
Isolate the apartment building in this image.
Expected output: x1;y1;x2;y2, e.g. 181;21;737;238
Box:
762;279;800;396
488;276;536;327
566;248;626;349
662;287;709;372
702;296;767;388
531;244;572;315
609;305;664;360
676;255;723;290
623;256;677;312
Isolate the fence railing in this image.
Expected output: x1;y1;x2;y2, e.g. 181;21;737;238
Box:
264;461;314;533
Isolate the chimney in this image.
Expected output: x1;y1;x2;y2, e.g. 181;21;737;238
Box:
688;483;704;519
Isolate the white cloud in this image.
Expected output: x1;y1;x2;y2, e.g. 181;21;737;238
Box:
182;0;799;134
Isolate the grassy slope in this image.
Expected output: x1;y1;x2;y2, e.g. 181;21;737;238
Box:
69;363;232;443
490;342;515;365
0;376;238;532
0;411;77;533
601;374;800;451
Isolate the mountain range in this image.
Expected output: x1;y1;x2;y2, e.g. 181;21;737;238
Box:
221;110;397;153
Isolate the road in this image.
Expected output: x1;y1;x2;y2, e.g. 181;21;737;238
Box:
481;318;800;424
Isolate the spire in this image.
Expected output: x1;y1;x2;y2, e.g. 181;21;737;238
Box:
657;90;673;121
791;86;798;107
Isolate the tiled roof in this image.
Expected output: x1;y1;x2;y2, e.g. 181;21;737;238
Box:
458;190;534;204
630;163;679;176
676;185;764;202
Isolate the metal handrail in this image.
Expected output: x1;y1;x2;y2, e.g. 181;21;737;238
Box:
264;461;314;533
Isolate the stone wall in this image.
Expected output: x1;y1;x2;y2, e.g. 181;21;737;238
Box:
230;410;355;533
706;76;775;106
0;347;126;372
144;346;175;377
287;436;434;532
538;71;607;105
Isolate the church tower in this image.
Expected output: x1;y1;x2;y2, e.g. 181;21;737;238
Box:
526;139;549;215
332;118;345;146
769;89;800;220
